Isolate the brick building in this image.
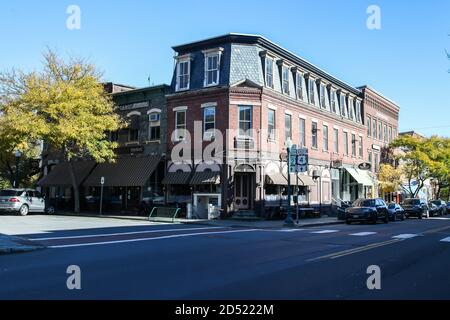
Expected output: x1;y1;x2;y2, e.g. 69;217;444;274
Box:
164;34;400;218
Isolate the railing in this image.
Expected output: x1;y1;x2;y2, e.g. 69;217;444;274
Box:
148;207;182;223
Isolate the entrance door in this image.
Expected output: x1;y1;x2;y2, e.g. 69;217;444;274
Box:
235;173;251;210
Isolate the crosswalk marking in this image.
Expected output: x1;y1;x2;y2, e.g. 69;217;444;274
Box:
350;232;377;237
440;237;450;242
392;234;419;239
310;230;339;234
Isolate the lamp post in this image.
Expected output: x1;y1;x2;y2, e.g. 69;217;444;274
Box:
285;139;294;226
14;151;22;188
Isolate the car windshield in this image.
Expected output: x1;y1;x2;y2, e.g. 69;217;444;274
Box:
0;190;22;197
431;201;441;205
388;204;396;209
354;199;376;207
404;199;420;205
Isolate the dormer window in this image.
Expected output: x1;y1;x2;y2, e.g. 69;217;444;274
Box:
340;94;346;117
265;57;274;88
308;78;316;104
330;89;337;113
296;72;303;100
282;66;290;94
203;49;223;87
319;83;326;109
176;57;191;91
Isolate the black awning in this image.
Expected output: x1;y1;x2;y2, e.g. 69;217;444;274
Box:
162;171;192;185
83;156;160;187
38;161;95;187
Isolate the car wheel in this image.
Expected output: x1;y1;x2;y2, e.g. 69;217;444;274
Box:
401;214;405;221
46;206;55;215
18;205;29;216
384;215;389;224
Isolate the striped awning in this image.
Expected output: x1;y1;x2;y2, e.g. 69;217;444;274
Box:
83;156;160;187
162;171;192;185
189;171;221;185
265;173;316;187
38;161;95;187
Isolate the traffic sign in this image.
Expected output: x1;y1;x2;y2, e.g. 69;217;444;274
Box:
100;177;105;185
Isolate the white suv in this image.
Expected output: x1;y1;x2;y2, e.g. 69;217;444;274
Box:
0;189;54;216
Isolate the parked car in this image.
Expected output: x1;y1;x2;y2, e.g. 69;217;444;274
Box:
447;202;450;214
403;198;429;219
346;198;389;224
0;189;54;216
429;200;447;216
387;203;405;221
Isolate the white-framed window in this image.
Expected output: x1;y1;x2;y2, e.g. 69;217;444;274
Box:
282;66;290;94
348;99;355;120
309;79;315;104
238;105;252;137
389;126;392;143
265;57;274;88
285;113;292;141
176;59;190;91
343;131;349;156
175;110;186;141
128;115;140;142
359;136;363;158
330;89;336;113
311;121;318;149
320;84;326;109
368;151;373;170
296;72;303;100
299;118;306;147
340;94;346;117
356;101;362;123
333;128;339;153
204;53;220;87
351;133;356;157
203;107;216;139
373;119;377;139
384;124;388;142
367;116;372;137
378;122;382;140
148;112;161;141
268;109;276;140
323;124;329;151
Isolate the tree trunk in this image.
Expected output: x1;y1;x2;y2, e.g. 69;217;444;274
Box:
68;161;80;213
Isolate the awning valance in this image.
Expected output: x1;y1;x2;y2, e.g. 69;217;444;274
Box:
162;171;192;185
83;156;160;187
265;173;316;187
38;161;95;187
345;167;373;187
190;171;221;185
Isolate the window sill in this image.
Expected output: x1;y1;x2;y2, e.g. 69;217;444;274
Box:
144;140;161;144
125;141;140;146
176;88;190;92
204;83;219;88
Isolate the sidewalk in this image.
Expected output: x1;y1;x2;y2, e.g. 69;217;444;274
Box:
0;234;45;255
57;212;344;229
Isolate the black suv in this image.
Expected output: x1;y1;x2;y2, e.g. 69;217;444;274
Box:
403;198;429;219
429;200;447;216
346;198;389;224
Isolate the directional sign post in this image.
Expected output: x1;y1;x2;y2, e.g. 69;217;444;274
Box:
288;148;309;223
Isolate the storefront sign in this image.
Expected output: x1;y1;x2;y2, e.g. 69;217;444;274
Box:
116;146;145;155
118;101;150;111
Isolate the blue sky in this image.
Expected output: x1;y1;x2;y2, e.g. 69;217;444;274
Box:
1;0;449;137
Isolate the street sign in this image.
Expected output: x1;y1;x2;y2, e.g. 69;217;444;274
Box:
100;177;105;185
287;147;309;173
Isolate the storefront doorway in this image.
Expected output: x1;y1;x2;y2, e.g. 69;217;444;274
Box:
234;173;253;210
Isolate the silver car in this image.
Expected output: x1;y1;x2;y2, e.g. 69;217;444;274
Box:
0;189;50;216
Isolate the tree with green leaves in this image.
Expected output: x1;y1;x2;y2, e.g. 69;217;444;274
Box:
0;50;124;213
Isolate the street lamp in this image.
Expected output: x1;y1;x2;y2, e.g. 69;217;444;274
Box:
14;150;22;188
284;139;294;226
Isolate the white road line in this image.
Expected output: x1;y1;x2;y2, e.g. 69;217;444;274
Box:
48;229;259;249
310;230;339;234
349;232;377;237
392;234;420;240
440;237;450;242
30;226;227;241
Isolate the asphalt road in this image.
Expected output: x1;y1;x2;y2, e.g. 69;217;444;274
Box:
1;216;450;299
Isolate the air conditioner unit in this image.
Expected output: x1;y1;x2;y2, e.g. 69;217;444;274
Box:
204;131;214;141
149;114;160;122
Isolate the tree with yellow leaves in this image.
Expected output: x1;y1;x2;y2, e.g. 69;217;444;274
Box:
0;50;124;213
378;164;402;194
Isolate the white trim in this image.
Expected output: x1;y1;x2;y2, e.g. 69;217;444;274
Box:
285;110;293;116
323;121;329;126
126;111;141;117
230;100;261;106
201;102;217;108
298;114;307;120
311;118;318;123
333;125;340;129
173;106;188;112
268;104;277;111
343;129;349;133
147;108;162;114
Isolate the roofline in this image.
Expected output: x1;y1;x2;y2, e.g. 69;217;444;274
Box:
172;33;361;95
357;85;400;109
111;84;171;97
